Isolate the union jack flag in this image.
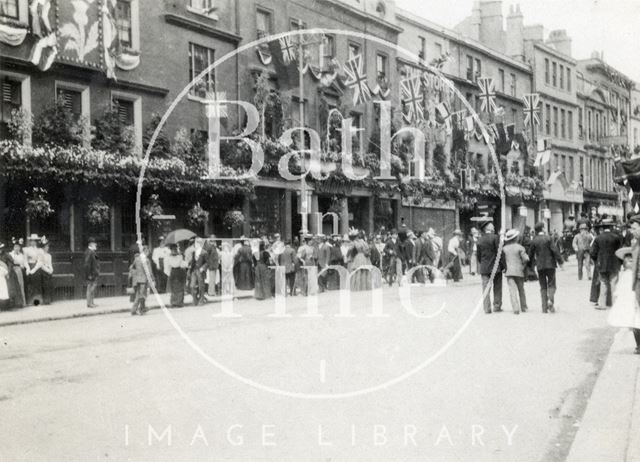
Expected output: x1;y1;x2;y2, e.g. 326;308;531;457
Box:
400;77;424;124
478;77;497;113
279;36;297;65
523;93;541;127
344;55;371;106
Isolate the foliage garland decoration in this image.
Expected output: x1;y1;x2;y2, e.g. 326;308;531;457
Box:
85;197;111;225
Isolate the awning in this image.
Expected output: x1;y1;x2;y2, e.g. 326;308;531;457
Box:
544;171;584;204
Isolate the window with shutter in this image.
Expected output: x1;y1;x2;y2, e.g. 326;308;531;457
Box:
56;88;82;119
1;77;21;123
113;98;134;126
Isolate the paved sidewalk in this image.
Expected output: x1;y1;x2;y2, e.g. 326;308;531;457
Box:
0;272;483;327
566;327;640;462
0;291;254;327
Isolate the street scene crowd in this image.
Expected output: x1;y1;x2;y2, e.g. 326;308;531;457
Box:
2;209;640;355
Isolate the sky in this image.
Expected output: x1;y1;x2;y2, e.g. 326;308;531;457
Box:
396;0;640;83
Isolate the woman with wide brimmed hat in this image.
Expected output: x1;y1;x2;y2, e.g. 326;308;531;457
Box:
23;234;45;306
607;246;640;354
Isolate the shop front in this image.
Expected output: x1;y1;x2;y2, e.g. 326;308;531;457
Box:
543;172;584;232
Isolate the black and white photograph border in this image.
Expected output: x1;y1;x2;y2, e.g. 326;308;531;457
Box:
1;0;640;461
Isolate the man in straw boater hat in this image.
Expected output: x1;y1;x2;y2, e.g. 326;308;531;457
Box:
528;222;564;313
590;218;623;310
502;229;529;315
476;216;505;314
572;222;594;281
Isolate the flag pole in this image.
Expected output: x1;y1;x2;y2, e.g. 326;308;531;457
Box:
298;26;308;236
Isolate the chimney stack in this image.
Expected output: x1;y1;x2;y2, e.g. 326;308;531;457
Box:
546;29;572;57
506;3;524;61
479;0;505;53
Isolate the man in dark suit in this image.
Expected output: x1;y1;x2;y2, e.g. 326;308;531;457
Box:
189;238;209;306
317;235;331;292
206;236;219;296
476;219;504;314
83;237;100;308
590;219;622;309
528;222;564;313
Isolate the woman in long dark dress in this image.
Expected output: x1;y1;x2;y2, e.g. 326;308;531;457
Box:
165;244;187;308
8;240;26;307
254;250;272;300
234;240;255;290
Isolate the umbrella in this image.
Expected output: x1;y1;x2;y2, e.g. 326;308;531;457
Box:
164;229;197;245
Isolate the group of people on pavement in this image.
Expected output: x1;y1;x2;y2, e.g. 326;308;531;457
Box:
475;217;564;315
0;234;53;310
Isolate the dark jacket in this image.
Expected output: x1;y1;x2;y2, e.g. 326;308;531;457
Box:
476;233;504;275
528;234;563;270
83;249;100;281
190;247;209;273
590;231;623;274
206;243;219;270
278;246;296;273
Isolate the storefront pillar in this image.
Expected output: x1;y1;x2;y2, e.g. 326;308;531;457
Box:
283;190;292;242
110;204;122;251
339;197;349;235
309;193;319;235
242;196;251;237
367;197;374;235
0;178;5;239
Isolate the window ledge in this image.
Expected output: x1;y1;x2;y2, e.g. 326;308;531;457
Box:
186;5;219;21
164;13;241;43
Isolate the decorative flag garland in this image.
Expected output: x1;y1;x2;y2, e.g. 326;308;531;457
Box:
478;77;497;114
523;93;541;127
343;54;372;106
401;76;424;124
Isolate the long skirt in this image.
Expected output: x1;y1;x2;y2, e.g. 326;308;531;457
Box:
349;253;373;291
294;266;308;296
26;268;44;306
608;271;640;329
254;263;272;300
446;254;463;282
469;252;478;274
234;262;254;290
41;271;52;305
10;266;25;307
169;268;187;308
221;270;234;296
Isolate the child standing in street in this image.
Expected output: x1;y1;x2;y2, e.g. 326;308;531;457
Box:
502;229;529;315
608;247;640;354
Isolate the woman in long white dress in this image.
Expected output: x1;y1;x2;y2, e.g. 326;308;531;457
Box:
607;247;640;354
0;244;11;309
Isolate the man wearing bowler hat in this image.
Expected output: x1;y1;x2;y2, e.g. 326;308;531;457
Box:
476;218;505;314
591;219;622;310
529;222;564;313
